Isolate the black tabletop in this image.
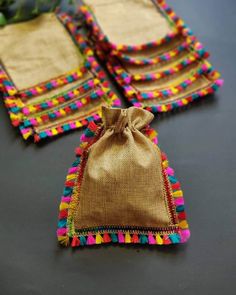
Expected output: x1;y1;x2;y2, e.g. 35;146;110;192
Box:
0;0;235;294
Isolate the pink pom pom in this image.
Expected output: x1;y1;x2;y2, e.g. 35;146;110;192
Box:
216;79;224;87
57;228;67;236
118;232;125;243
175;198;184;206
133;102;142;107
87;234;96;245
180;229;191;243
22;108;30;115
80;134;86;142
68;167;77;174
61;197;71;203
76;101;83;108
166;167;174;176
124;76;131;84
113;99;121;106
148;233;156;245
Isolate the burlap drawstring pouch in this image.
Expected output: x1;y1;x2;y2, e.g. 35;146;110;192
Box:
80;0;223;113
0;12;120;141
57;106;190;247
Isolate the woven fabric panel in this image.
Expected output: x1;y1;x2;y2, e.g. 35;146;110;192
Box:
74;107;174;229
0;13;83;90
85;0;172;45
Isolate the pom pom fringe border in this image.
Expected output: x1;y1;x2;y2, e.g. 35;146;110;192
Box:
57;122;190;247
79;0;223;112
0;12;121;141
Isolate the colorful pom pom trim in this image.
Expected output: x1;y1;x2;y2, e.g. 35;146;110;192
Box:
19;83;120;142
79;0;223;113
0;12;121;141
79;1;207;55
102;51;223;112
110;37;203;66
112;51;208;83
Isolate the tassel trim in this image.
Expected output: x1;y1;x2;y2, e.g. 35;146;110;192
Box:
0;65;88;100
79;2;206;57
0;12;121;140
21;78;101;116
21;88;107;129
79;1;223;112
103;52;223;111
110;37;200;66
112;50;208;83
19;85;120;142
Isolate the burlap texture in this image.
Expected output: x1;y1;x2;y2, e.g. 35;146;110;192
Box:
74;107;174;229
85;0;172;45
0;13;83;90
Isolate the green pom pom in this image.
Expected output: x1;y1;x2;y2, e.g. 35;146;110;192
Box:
111;233;118;243
79;235;87;246
0;12;7;26
140;235;148;244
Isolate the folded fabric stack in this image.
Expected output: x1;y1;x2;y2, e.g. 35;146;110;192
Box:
80;0;223;113
0;12;120;141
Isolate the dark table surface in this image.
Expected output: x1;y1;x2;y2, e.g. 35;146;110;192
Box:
0;0;235;294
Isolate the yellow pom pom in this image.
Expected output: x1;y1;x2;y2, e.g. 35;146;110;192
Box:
97;110;102;117
179;220;189;229
57;79;64;86
172;88;178;94
36;86;43;93
95;233;103;244
29;105;36;113
73;89;79;96
173;190;183;198
37;117;42;124
134;74;142;81
51;128;58;136
60;202;69;211
127;90;135;96
125;232;131;243
58;236;70;246
182;99;188;105
81;98;87;104
94;78;100;85
156;234;163;245
52;99;59;106
22;131;32;140
66;174;76;181
16;100;25;108
60;109;66;116
10;113;21;121
162;160;169;168
8;89;17;96
213;71;220;79
75;121;83;128
162;105;167;112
